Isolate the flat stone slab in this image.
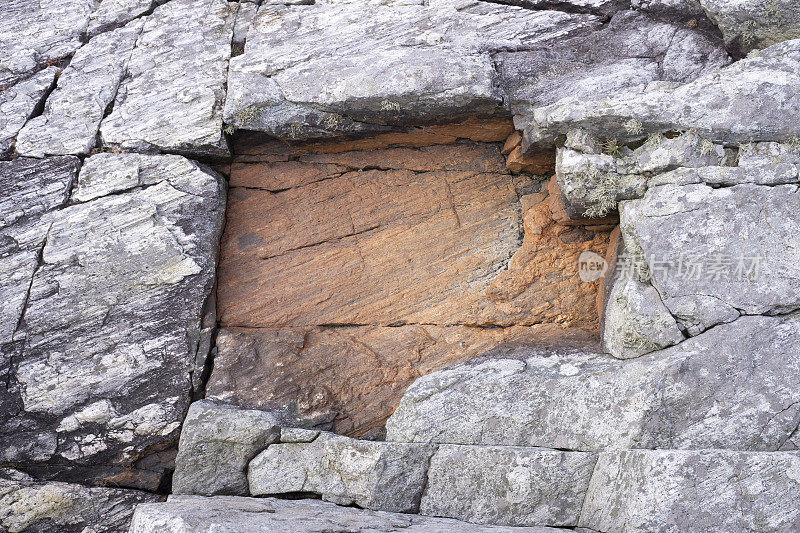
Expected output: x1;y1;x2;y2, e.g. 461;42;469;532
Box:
580;450;800;532
248;431;435;513
386;314;800;451
129;495;571;533
421;445;597;527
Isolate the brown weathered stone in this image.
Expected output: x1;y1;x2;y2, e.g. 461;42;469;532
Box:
216;132;610;436
597;225;622;324
506;145;556;174
206;324;599;436
502;130;523;155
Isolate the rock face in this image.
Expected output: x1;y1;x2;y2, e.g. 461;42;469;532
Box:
386;314;800;451
0;470;160;533
248;431;435;512
129;495;569;533
16;20;144;157
213;130;609;435
580;450;800;532
224;0;600;139
172;401;283;497
421;445;597;527
521;39;800;152
0;67;58;157
99;0;234;157
2;153;225;490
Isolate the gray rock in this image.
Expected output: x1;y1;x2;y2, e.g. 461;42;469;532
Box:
130;495;570;533
248;431;435;512
421;445;597;527
0;67;58;157
386;315;800;451
579;450;800;532
172;401;283;496
0;472;160;533
87;0;161;37
231;1;257;51
16;20;144;158
496;10;730;115
521;39;800;151
0;0;92;87
100;0;234;157
621;182;800;328
223;0;600;139
2;153;225;490
700;0;800;53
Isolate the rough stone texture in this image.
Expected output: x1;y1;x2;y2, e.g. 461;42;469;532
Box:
0;470;161;533
223;0;601;138
16;20;144;158
2;153;225;491
130;495;569;533
580;450;800;532
87;0;160;37
0;0;92;87
520;39;800;151
213;133;608;436
496;10;730;116
386;314;800;451
172;401;283;497
700;0;800;53
99;0;234;157
621;182;799;330
0;67;58;157
207;325;599;436
421;445;597;527
248;431;435;512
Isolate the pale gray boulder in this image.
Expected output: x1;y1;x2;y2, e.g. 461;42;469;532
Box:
130;495;570;533
87;0;162;37
700;0;800;53
0;0;93;87
100;0;234;157
248;431;435;512
521;39;800;152
16;20;144;158
172;401;284;496
0;67;58;157
224;0;600;139
622;182;800;329
2;153;225;490
387;315;800;451
0;471;160;533
580;450;800;532
421;445;597;527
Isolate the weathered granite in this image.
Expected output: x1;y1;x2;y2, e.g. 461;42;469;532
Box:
387;314;800;451
100;0;234;157
621;182;800;330
0;0;92;87
0;67;58;157
172;401;283;496
2;153;225;490
87;0;160;37
700;0;800;53
0;471;161;533
130;495;570;533
16;20;144;157
223;0;600;138
421;445;597;527
580;450;800;532
520;39;800;152
248;431;435;512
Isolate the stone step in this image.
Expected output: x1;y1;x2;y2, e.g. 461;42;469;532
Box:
128;495;569;533
385;314;800;451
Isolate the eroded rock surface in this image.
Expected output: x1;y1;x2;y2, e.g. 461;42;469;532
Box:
387;315;800;451
2;153;225;490
0;67;58;157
